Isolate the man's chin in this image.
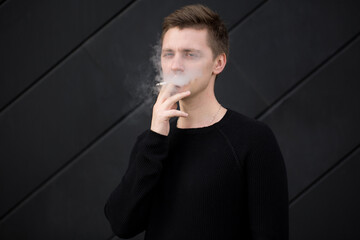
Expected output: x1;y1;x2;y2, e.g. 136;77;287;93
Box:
168;81;193;96
175;85;191;94
178;81;193;91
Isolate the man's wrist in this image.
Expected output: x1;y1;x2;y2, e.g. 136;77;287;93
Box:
150;127;168;136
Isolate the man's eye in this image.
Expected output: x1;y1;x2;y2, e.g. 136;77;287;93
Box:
185;52;196;57
162;53;174;57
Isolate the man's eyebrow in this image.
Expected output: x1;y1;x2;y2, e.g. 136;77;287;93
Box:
182;49;201;53
161;48;201;53
162;48;174;52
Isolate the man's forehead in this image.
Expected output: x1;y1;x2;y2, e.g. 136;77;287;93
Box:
164;26;208;35
163;27;208;42
162;29;209;52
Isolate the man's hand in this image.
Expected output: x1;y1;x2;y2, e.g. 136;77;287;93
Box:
151;84;191;136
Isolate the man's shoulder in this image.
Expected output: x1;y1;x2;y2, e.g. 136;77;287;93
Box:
224;108;269;131
220;108;274;143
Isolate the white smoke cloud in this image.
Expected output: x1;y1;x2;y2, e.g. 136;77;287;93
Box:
150;39;202;94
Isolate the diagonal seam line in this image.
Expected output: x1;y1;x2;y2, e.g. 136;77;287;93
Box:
0;100;146;223
228;0;269;33
0;0;138;117
256;30;360;121
289;144;360;208
0;0;8;9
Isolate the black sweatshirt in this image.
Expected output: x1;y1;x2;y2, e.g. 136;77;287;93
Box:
104;109;289;239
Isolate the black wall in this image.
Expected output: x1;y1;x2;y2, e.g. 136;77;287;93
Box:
0;0;359;239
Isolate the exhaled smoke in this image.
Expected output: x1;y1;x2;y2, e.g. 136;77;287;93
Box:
162;70;201;86
150;40;163;92
150;40;202;95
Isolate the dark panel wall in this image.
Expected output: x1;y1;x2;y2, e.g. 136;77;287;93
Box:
0;0;359;239
0;0;133;111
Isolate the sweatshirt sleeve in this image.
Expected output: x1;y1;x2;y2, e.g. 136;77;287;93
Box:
104;129;169;239
246;123;289;240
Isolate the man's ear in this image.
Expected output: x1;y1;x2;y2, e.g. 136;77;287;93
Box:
213;53;227;75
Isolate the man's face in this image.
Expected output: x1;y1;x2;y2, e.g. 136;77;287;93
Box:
161;27;217;96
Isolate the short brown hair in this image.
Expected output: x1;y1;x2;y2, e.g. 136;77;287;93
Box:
161;4;229;59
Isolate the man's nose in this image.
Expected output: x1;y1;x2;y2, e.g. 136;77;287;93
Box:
171;54;184;72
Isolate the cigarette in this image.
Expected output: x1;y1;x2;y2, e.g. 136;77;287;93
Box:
156;82;168;86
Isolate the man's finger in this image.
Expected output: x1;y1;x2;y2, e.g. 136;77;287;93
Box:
163;90;191;109
157;82;172;100
170;102;178;110
157;83;178;102
163;109;189;118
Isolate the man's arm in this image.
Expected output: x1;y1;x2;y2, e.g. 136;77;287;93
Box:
104;84;190;238
104;129;168;238
246;122;289;240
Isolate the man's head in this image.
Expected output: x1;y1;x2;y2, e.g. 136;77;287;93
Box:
161;4;229;59
160;5;228;97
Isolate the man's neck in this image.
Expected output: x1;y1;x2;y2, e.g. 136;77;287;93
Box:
177;86;226;129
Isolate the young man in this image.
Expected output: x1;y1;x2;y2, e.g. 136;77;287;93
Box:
105;4;289;240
